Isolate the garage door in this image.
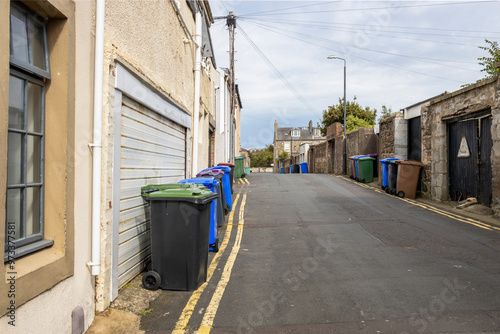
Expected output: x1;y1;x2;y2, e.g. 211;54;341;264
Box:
117;95;186;288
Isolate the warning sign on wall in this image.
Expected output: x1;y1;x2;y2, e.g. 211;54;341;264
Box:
457;135;471;158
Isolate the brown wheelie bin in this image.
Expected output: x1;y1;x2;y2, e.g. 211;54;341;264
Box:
395;160;424;199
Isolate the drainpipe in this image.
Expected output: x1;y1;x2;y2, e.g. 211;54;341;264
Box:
88;0;105;276
192;9;202;176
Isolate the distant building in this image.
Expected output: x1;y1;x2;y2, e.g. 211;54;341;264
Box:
273;120;326;173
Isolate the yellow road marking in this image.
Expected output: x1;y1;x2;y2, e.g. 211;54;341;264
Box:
198;193;247;334
244;178;250;185
172;193;241;333
336;175;498;232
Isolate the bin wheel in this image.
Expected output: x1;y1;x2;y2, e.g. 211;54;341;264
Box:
214;238;220;252
360;178;366;183
390;188;396;195
381;186;386;191
397;191;405;198
350;175;354;179
385;187;390;194
224;204;230;215
241;173;246;178
142;271;161;291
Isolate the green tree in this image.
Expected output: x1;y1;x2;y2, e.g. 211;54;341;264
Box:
379;105;395;121
478;39;500;78
320;96;377;135
462;39;500;87
249;144;274;167
278;151;289;161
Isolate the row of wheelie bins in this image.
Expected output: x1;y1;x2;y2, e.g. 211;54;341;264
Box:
281;162;308;174
349;154;377;183
140;163;236;291
380;158;423;199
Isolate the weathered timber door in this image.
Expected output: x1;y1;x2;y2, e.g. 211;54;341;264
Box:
448;115;492;205
408;116;421;161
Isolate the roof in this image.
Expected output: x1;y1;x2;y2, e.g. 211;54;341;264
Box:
275;126;325;141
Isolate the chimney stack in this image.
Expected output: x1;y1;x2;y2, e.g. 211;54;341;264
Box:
309;120;313;133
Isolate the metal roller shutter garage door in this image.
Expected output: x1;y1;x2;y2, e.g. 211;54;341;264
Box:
117;95;186;288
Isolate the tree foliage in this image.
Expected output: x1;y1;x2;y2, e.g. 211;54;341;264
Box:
463;39;500;87
249;145;274;167
379;105;395;121
320;96;377;135
478;39;500;78
278;151;289;161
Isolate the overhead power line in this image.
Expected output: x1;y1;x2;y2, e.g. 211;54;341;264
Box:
240;17;482;48
241;17;500;40
238;21;467;84
240;1;497;17
240;19;480;68
237;25;321;117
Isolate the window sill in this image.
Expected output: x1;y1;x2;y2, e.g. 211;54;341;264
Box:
4;239;54;262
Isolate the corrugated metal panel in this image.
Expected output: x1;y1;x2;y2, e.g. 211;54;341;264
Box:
118;96;186;288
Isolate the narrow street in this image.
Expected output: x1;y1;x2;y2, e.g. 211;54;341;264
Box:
141;173;500;334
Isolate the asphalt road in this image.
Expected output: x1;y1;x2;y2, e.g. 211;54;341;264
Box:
141;173;500;334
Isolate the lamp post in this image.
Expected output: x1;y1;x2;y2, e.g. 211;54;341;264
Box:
327;55;347;175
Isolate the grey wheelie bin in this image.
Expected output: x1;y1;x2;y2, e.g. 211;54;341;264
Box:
140;184;218;291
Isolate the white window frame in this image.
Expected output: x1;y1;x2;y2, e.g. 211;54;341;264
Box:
284;142;290;152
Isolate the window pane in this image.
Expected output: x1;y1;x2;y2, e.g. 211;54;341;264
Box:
9;75;25;130
27;135;41;183
10;6;29;63
7;189;24;240
7;132;23;185
27;82;42;132
29;19;46;70
26;187;41;236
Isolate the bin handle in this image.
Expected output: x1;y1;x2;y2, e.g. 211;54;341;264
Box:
142;188;159;194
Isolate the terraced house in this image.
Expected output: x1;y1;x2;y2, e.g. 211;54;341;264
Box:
1;1;239;332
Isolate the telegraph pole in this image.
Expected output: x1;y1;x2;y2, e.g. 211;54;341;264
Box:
227;12;236;120
214;12;236;162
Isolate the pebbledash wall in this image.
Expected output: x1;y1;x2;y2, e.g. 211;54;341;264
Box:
421;76;500;218
95;0;217;312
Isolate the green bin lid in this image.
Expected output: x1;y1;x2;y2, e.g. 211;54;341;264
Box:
141;183;218;204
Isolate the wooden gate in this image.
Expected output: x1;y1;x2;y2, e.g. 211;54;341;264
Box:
448;115;492;205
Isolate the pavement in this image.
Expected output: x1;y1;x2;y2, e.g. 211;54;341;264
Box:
85;174;499;334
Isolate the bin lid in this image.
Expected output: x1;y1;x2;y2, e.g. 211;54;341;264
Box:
141;183;202;194
202;166;231;173
179;177;218;187
380;158;399;163
217;162;235;167
396;160;424;166
357;157;375;161
197;169;224;177
141;185;218;204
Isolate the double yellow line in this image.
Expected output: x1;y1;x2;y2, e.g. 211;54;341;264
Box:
338;175;500;233
172;192;247;333
236;178;250;185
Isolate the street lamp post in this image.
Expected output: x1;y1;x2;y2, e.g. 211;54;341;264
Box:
327;55;347;175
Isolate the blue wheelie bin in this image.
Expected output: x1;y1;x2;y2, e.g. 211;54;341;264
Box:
379;158;398;191
198;166;232;211
281;167;284;174
300;162;308;173
179;178;220;252
197;169;227;219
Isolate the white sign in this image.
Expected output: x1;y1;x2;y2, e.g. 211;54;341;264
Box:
457;135;471;158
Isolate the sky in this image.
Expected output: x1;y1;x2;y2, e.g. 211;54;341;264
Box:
208;0;500;150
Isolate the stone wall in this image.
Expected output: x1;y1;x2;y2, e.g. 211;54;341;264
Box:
311;141;328;174
422;77;499;218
